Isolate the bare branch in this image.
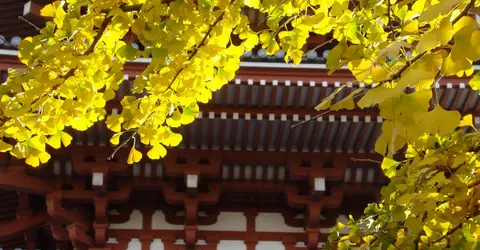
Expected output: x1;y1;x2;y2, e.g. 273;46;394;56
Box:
351;158;382;164
108;131;138;160
18;16;41;31
0;36;15;48
290;110;332;130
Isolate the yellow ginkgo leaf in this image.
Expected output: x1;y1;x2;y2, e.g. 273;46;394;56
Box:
418;0;461;23
106;115;124;133
0;140;12;152
414;106;461;135
416;32;437;54
380;154;399;179
314;85;346;111
47;134;61;149
110;133;121;145
469;72;480;90
40;4;56;17
127;147;142;164
38;151;51;164
348;59;373;82
168;133;183;147
60;131;72;147
459;114;478;131
330;88;363;111
147;144;167;160
26;156;40;167
314;99;332;111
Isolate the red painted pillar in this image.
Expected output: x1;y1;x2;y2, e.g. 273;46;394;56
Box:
24;231;37;250
245;235;258;250
139;232;153;250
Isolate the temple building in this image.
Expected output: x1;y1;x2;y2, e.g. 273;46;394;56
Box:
0;1;480;250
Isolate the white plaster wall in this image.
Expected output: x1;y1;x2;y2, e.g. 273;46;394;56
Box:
255;213;303;233
151;210;184;230
107;238;119;243
150;239;165;250
109;210;143;229
217;240;247;250
199;212;246;231
256;241;285;250
127;238;142;250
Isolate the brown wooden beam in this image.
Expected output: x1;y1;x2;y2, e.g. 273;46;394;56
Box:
0;169;54;194
54;145;382;167
0;211;47;240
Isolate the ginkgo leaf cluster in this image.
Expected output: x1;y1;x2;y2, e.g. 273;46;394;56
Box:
1;0;480;248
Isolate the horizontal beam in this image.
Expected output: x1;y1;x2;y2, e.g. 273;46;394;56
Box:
0;212;47;239
0;169;54;194
54;145;382;166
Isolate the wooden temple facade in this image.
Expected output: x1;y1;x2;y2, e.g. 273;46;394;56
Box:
0;1;480;250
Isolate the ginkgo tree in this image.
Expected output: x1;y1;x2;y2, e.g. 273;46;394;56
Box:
1;0;480;248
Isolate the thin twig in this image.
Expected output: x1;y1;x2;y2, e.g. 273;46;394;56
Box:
290;110;332;129
18;16;41;31
0;36;15;48
351;158;382;164
431;215;471;244
311;38;334;53
108;131;138;160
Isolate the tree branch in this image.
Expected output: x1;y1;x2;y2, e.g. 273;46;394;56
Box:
166;5;232;92
431;217;469;244
351;158;382;164
310;38;334;53
452;0;476;24
290;110;332;129
377;0;474;86
18;16;41;31
29;15;112;107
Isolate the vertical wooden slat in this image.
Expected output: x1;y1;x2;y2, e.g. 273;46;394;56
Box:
293;81;304;108
343;116;361;152
252;114;263;151
354;116;370;153
263;114;275;151
257;80;266;107
332;116;348;153
242;114;251;150
246;79;254;107
219;113;227;150
365;117;383;153
308;118;323;152
275;115;288;151
230;113;239;150
321;115;335;152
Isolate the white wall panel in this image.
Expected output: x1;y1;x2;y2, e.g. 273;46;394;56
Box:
150;239;165;250
127;238;141;250
256;241;285;250
151;210;184;230
255;213;303;233
217;240;247;250
109;210;143;229
199;212;247;231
